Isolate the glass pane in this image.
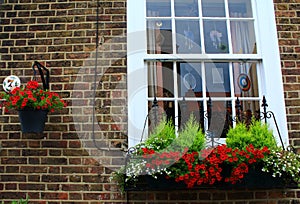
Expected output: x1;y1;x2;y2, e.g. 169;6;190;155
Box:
177;62;202;97
175;20;201;54
148;100;175;129
147;20;173;54
207;101;232;139
146;0;171;17
205;62;230;97
203;20;229;53
175;0;199;17
202;0;225;17
178;101;204;129
148;62;174;98
231;20;256;54
233;62;259;97
229;0;253;18
235;100;260;124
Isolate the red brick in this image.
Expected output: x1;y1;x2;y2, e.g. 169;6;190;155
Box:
41;192;69;200
5;183;17;190
228;192;254;200
19;183;45;191
1;175;26;182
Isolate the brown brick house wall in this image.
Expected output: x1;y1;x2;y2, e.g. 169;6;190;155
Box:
0;0;299;203
274;0;300;152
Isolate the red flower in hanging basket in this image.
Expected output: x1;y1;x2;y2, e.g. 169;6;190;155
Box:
1;80;66;112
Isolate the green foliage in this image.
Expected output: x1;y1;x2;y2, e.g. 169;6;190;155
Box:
2;196;29;204
174;114;206;152
110;166;126;193
226;122;251;149
226;120;277;150
138;114;206;153
262;147;300;184
142;117;176;151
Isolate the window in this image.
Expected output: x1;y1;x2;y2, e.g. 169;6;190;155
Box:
127;0;288;147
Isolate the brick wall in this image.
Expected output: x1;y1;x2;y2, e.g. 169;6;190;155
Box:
127;189;300;203
274;0;300;153
0;0;127;203
0;0;299;203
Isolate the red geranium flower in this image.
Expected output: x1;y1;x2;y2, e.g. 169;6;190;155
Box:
0;80;66;111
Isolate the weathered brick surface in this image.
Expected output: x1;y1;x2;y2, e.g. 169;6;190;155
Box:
126;190;300;203
0;0;127;203
0;0;299;203
275;0;300;152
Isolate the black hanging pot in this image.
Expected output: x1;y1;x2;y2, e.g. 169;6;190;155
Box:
17;61;50;133
18;109;48;133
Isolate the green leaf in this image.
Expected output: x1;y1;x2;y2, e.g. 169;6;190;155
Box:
226;119;277;149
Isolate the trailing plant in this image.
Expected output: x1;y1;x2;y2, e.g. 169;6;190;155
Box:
11;198;28;204
1;196;29;204
262;147;300;184
110;166;126;193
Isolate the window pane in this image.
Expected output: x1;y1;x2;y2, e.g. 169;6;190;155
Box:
177;62;202;97
148;62;174;98
230;20;256;54
205;62;231;97
147;20;173;54
204;20;229;53
233;62;259;97
229;0;253;18
178;101;204;129
146;0;171;17
235;100;260;124
202;0;225;17
174;0;199;17
148;100;175;131
175;20;201;54
208;101;232;138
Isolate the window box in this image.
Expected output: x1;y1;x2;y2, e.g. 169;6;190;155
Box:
124;163;298;191
112;116;299;192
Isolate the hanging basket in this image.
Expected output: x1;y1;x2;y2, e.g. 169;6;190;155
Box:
18;109;48;133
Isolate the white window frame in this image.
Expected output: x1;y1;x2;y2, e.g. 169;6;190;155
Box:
127;0;288;147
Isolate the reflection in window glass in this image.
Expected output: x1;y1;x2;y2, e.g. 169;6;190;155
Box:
234;100;260;130
175;0;199;17
233;62;258;97
148;100;175;131
146;0;171;17
204;20;229;54
178;101;204;129
148;62;174;98
147;20;172;54
176;20;201;54
229;0;253;18
205;62;230;97
231;20;256;54
202;0;225;17
236;100;260;122
177;63;202;97
208;101;232;138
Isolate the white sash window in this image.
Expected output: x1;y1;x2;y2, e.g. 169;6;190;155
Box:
127;0;288;147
